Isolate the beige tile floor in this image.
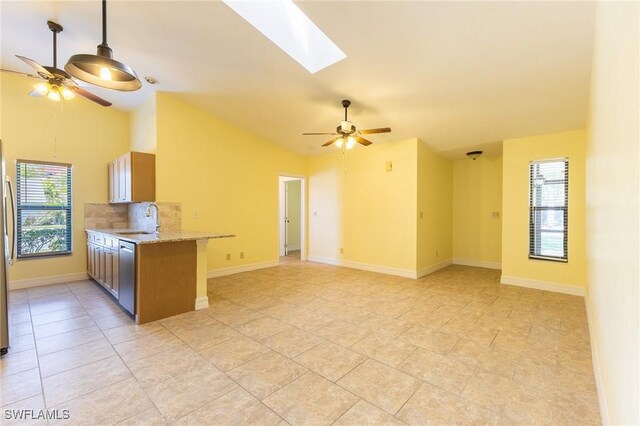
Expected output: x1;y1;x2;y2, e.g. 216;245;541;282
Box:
0;260;601;425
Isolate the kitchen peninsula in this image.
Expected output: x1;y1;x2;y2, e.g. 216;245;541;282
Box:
86;228;234;324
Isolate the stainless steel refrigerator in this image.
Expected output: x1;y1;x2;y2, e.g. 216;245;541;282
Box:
1;139;16;355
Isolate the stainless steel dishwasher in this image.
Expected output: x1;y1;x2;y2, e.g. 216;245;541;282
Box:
118;241;136;315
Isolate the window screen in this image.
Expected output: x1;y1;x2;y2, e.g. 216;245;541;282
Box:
16;160;72;258
529;158;568;262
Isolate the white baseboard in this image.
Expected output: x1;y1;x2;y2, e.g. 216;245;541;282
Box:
452;258;501;270
417;259;453;278
308;255;446;279
194;296;209;310
9;272;90;290
584;294;610;426
500;275;584;296
207;260;279;278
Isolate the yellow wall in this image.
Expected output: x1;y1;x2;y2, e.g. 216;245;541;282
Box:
307;152;344;262
453;155;502;266
130;92;157;153
307;138;418;275
154;92;306;271
586;2;639;424
417;141;453;273
0;73;130;283
502;130;586;289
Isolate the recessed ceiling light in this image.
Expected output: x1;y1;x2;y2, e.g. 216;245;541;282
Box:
144;76;159;85
222;0;346;73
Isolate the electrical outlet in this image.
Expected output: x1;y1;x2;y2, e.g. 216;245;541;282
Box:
492;211;500;219
226;253;231;261
240;251;244;259
340;247;344;254
172;211;179;219
419;211;423;219
193;210;199;219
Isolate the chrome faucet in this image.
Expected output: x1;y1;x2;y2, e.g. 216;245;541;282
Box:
145;203;160;234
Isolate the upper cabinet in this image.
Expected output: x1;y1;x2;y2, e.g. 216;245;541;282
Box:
109;152;156;203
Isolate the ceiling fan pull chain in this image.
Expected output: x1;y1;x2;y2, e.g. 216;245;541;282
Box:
342;144;348;174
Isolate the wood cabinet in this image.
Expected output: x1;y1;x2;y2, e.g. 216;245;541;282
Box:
108;152;155;203
87;232;119;297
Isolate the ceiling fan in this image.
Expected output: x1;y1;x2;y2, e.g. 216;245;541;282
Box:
303;100;391;148
1;20;111;107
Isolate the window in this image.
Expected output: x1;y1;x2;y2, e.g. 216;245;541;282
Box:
16;160;72;258
529;158;568;262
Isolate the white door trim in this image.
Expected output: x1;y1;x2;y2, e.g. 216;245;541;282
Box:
278;174;306;261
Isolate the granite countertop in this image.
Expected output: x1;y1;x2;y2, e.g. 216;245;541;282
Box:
86;228;235;244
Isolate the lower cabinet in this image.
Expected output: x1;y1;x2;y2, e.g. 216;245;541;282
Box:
87;235;120;298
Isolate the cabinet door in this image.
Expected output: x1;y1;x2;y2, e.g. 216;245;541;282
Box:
124;153;132;202
92;244;99;278
111;249;119;296
87;243;94;277
108;162;114;203
113;160;121;203
98;246;107;284
105;250;113;291
117;154;132;202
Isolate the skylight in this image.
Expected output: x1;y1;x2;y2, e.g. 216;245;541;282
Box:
222;0;346;73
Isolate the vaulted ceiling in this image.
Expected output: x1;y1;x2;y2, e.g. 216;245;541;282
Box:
0;1;595;158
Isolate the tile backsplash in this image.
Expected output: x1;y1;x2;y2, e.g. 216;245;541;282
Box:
129;202;181;232
84;202;181;232
84;203;128;229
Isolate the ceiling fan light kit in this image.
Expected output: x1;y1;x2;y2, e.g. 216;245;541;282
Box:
65;0;141;91
34;82;75;101
303;99;391;149
6;20;112;106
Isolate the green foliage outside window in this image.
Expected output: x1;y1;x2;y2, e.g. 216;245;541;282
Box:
17;161;71;257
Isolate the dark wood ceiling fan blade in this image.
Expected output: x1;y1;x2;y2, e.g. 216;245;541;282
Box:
322;136;342;147
15;55;54;78
69;85;112;107
303;132;338;136
359;127;391;135
355;136;373;146
1;68;42;80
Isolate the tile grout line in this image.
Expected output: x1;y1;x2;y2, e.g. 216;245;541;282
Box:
24;282;76;410
55;281;164;422
152;311;289;421
163;321;286;424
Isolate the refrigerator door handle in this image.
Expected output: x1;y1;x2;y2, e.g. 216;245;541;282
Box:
5;178;16;264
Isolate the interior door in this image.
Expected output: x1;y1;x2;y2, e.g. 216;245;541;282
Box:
284;181;289;256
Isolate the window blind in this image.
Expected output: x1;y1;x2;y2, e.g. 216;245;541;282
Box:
529;158;568;262
16;160;72;258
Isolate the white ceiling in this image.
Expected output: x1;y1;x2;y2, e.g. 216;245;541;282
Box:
0;1;595;158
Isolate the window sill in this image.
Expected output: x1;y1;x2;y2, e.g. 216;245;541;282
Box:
528;255;568;263
17;252;73;260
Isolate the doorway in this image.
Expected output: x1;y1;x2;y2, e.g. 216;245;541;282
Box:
278;175;305;261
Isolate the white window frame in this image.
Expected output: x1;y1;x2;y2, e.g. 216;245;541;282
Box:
16;159;73;259
528;158;569;262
